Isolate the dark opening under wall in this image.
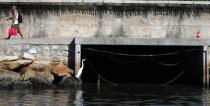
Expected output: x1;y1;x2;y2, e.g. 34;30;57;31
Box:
81;45;203;85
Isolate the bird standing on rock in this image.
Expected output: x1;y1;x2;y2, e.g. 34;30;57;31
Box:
76;59;87;79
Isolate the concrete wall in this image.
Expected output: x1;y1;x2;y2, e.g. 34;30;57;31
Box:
1;4;210;39
1;0;210;5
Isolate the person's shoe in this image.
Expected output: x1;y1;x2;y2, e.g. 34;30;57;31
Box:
4;37;10;39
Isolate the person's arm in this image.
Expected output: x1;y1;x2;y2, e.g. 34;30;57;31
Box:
6;16;13;21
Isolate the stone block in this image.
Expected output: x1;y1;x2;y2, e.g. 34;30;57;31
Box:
104;0;123;3
0;0;40;2
169;1;193;4
83;0;103;3
194;1;210;5
124;0;146;3
146;0;168;4
61;0;82;2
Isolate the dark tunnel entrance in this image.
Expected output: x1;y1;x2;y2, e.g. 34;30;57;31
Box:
81;45;203;85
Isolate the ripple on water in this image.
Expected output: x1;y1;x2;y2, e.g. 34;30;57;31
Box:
0;84;207;105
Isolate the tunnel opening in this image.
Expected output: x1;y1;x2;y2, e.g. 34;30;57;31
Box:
81;45;203;86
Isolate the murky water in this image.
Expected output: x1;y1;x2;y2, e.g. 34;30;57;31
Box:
0;84;208;106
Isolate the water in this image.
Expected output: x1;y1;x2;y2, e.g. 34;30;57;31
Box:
0;84;208;106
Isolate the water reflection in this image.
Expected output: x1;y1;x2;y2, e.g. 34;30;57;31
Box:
73;90;83;106
0;84;208;106
82;84;206;105
0;88;82;106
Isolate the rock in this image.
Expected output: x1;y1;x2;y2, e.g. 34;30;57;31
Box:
35;66;54;82
59;76;82;88
0;56;19;61
0;69;20;81
0;60;34;72
52;63;74;77
21;63;54;82
61;58;68;65
0;68;52;89
51;57;61;66
29;76;53;89
28;48;37;54
0;61;21;71
20;67;36;81
32;63;45;72
22;52;35;60
13;81;33;89
0;59;79;89
0;80;14;89
0;70;21;89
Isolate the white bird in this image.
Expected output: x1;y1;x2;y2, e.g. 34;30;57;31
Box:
76;59;87;79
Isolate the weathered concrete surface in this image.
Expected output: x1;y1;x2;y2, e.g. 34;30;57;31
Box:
1;4;210;39
75;37;210;46
0;38;73;44
1;0;210;5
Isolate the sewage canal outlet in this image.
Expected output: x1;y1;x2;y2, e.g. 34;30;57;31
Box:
81;45;203;85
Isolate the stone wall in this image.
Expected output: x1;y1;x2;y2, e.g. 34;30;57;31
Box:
0;44;68;60
0;38;73;62
1;3;210;39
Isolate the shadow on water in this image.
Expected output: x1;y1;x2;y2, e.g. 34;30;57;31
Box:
0;84;208;105
82;84;208;105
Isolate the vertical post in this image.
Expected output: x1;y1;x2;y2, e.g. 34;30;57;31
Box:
206;46;209;87
203;46;206;86
203;46;209;87
204;46;210;106
75;44;81;77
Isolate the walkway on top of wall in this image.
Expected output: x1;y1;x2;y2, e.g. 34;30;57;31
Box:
1;0;210;5
1;37;210;46
74;37;210;46
0;38;73;45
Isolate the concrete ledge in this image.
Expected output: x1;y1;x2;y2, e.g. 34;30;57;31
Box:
1;37;210;46
75;37;210;46
194;1;210;4
0;38;74;45
1;0;210;5
169;1;193;4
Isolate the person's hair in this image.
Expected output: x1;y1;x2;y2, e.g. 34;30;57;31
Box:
12;5;17;9
12;5;18;11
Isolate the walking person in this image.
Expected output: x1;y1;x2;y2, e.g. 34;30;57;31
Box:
6;5;23;39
